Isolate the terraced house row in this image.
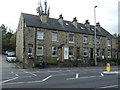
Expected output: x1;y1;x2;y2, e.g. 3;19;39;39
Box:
16;2;118;67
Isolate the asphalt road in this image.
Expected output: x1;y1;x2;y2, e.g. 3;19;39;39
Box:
1;55;120;89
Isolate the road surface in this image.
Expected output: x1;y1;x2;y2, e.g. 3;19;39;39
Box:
1;55;119;89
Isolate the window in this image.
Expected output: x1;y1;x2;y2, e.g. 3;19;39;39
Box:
83;48;88;57
52;32;58;41
68;34;74;43
83;36;88;44
28;44;33;54
69;47;74;56
52;46;58;57
96;38;100;45
107;39;111;46
91;28;94;31
108;49;111;58
65;22;69;26
97;49;100;57
36;45;43;56
37;31;44;40
81;26;85;30
102;49;105;56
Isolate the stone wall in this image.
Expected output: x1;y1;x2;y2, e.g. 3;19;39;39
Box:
16;22;118;67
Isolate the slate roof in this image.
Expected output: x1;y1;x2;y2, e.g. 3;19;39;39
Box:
21;13;113;38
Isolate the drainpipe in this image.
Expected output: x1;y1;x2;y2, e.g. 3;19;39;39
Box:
23;19;25;69
34;28;37;67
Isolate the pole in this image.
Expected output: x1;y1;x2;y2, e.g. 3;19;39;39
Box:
23;19;25;69
94;6;97;66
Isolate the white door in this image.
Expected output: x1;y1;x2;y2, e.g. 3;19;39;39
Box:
64;47;69;59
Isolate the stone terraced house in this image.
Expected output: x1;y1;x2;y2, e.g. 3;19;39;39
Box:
16;1;118;67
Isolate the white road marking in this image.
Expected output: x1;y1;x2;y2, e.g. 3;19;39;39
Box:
11;72;13;74
75;73;79;78
99;72;104;76
99;85;119;88
67;75;101;80
36;71;39;73
47;71;59;72
1;77;18;84
2;80;43;85
29;72;37;77
103;71;119;74
25;71;37;77
42;75;52;82
3;75;52;85
15;74;19;77
25;71;28;73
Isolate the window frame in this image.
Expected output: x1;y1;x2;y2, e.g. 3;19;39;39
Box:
108;49;111;58
96;37;100;45
52;32;58;41
36;45;43;56
52;46;58;57
37;31;44;40
83;36;88;44
107;39;111;47
68;34;74;43
69;47;74;56
28;44;33;54
96;49;100;57
83;48;88;57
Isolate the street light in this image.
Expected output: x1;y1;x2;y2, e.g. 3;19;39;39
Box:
94;5;97;66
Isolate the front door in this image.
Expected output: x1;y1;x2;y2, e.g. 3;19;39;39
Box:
76;47;80;58
90;48;93;59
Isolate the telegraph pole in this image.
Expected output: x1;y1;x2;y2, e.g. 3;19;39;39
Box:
94;6;97;66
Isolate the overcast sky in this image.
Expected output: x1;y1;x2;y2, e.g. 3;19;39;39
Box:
0;0;119;34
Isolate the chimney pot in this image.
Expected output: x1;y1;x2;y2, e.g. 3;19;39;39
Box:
96;22;100;27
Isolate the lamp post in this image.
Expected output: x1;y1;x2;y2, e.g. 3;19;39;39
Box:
94;5;97;66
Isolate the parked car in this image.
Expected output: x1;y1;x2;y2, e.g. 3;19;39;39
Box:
6;50;15;55
2;49;7;55
6;52;16;62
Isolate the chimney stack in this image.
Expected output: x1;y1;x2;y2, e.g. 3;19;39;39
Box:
85;20;90;30
37;0;50;23
96;22;101;30
72;17;78;28
58;14;64;25
40;14;48;23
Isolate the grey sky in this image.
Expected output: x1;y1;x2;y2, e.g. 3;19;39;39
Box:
0;0;119;34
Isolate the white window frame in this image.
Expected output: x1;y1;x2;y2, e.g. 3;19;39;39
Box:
107;39;111;46
52;46;58;57
83;48;88;57
28;44;32;54
52;32;58;41
68;34;74;43
69;47;74;56
96;38;100;45
37;31;44;40
108;49;111;58
36;45;43;56
83;36;88;44
97;49;100;57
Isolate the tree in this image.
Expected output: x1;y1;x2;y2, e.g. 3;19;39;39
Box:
10;32;16;50
0;24;13;50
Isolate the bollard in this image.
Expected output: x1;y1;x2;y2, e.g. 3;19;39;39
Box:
106;63;110;71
